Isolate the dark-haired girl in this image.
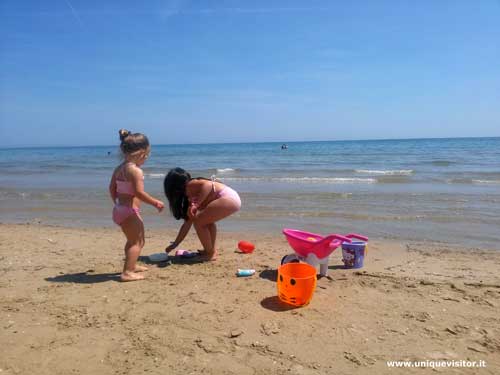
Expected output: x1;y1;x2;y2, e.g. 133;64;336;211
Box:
109;129;164;281
164;167;241;260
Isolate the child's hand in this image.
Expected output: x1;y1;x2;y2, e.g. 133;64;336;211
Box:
188;203;198;219
155;200;165;212
165;242;177;253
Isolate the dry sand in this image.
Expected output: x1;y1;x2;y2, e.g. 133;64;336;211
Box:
1;223;499;374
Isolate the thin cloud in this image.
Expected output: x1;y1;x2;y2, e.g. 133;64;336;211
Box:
194;7;329;14
3;6;330;18
63;0;84;28
158;0;190;20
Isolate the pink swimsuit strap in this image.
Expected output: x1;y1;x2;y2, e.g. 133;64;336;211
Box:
190;178;216;205
215;186;226;198
115;163;142;196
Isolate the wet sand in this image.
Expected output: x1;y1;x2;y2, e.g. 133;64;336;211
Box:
1;223;499;374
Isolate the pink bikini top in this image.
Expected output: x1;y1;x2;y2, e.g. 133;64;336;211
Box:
116;180;135;196
115;163;142;196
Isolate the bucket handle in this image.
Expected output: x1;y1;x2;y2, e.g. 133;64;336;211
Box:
326;234;352;249
345;233;369;242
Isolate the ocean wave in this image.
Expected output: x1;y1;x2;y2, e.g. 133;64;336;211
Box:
376;176;414;184
447;178;500;185
221;177;377;184
145;173;166;179
472;179;500;185
146;170;237;179
216;168;236;174
0;190;80;200
356;169;414;175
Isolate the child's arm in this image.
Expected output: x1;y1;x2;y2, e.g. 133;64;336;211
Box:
109;173;117;203
165;219;193;252
192;180;217;211
129;166;164;211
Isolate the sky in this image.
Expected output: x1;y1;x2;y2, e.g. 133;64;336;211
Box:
1;0;499;147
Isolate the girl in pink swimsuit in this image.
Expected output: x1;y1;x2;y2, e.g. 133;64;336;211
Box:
164;167;241;261
109;129;164;282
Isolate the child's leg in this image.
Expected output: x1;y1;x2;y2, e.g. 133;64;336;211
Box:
193;198;238;260
120;214;146;281
209;223;217;250
193;222;213;258
197;223;216;257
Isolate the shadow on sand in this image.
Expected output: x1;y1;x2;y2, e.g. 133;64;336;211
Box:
139;254;208;267
328;264;347;270
259;269;278;282
260;296;299;312
46;272;121;284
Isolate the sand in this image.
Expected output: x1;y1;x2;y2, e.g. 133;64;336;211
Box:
1;223;499;374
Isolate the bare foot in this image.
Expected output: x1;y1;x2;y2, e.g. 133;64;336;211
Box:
200;250;218;261
134;265;148;272
120;271;145;282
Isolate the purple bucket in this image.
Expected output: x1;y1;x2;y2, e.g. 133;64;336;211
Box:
341;241;366;269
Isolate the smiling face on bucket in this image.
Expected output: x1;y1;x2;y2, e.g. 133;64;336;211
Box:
277;263;317;306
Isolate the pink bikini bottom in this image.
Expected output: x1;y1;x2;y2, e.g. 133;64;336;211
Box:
113;205;141;225
217;187;242;210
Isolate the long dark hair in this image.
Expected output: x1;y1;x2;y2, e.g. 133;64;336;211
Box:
164;167;191;220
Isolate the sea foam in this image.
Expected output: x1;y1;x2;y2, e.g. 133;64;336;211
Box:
356;169;414;175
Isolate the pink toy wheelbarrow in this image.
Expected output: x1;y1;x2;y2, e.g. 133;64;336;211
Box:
282;229;368;276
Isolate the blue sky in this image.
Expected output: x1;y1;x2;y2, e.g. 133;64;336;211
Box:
1;0;499;147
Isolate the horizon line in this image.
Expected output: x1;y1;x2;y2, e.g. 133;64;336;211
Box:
1;135;499;150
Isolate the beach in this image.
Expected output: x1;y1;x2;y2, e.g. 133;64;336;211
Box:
1;138;500;374
2;0;500;372
1;223;499;374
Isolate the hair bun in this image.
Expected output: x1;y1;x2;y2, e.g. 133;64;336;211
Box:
119;129;130;141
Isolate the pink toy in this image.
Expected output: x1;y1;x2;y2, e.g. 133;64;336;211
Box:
175;249;198;258
283;229;351;259
282;229;369;276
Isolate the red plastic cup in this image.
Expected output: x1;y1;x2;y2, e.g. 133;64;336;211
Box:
238;241;255;254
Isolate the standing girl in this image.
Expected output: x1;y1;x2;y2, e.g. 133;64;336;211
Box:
109;129;164;281
163;167;241;261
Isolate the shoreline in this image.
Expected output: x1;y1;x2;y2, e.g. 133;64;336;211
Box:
2;218;499;252
1;223;499;374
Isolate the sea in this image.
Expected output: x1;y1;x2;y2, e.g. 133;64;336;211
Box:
1;137;499;248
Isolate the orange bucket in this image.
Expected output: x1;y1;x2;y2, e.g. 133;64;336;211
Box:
277;263;317;307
